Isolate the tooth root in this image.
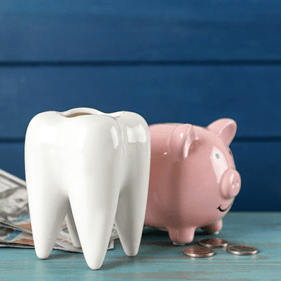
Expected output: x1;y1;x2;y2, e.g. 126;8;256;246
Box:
26;180;68;259
115;150;150;256
66;211;81;248
115;187;148;256
69;173;121;270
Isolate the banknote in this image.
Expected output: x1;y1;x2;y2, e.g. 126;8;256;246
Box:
0;169;28;224
3;214;77;249
0;169;117;251
0;225;33;246
0;242;34;248
0;225;115;251
3;205;118;251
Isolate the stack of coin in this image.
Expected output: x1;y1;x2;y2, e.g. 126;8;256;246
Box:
183;246;215;258
226;244;258;256
183;238;258;258
198;238;228;248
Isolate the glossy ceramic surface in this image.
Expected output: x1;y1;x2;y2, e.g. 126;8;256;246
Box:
24;107;151;270
145;119;241;244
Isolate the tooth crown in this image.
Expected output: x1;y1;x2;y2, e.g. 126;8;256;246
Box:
25;108;151;270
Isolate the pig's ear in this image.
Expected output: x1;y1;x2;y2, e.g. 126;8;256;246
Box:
170;124;196;160
208;118;237;146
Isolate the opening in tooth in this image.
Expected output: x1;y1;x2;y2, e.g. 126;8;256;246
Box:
109;112;125;118
61;108;125;119
64;112;92;118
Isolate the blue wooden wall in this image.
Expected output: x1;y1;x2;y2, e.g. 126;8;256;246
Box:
0;0;280;211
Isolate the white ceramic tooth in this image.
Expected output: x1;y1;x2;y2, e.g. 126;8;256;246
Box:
114;113;151;257
24;108;150;270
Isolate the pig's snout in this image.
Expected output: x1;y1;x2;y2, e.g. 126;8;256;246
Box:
220;169;241;199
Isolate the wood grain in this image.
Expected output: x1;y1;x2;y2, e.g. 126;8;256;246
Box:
0;213;279;280
1;0;281;62
0;0;280;214
0;65;281;138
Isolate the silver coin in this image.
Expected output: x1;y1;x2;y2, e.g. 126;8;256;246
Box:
226;244;258;256
198;238;229;248
183;246;215;258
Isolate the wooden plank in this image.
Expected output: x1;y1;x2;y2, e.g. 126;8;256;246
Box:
1;141;281;212
230;141;281;212
0;143;25;180
0;213;280;279
0;65;280;138
1;0;281;61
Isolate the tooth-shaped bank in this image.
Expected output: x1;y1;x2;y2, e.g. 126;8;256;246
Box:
24;108;151;270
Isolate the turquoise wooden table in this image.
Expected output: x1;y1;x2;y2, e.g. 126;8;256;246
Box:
0;212;280;280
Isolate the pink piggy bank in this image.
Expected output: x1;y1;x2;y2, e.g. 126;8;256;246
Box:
144;119;241;244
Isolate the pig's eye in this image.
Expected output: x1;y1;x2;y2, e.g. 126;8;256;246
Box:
229;150;232;156
215;153;220;159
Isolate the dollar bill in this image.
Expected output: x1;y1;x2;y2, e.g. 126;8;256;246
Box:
0;225;115;251
0;169;28;224
0;169;117;251
2;203;117;251
0;225;33;246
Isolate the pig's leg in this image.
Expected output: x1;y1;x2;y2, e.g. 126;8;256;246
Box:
167;227;196;244
201;219;223;234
